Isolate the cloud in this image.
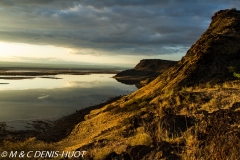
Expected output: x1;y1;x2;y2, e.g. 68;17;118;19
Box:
0;0;239;56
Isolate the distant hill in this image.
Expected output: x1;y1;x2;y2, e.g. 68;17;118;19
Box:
0;61;127;71
134;59;177;72
114;59;177;85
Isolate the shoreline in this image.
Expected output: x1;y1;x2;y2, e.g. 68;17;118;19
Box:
0;96;123;143
0;70;133;144
0;70;119;76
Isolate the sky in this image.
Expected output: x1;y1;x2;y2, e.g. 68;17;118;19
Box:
0;0;239;67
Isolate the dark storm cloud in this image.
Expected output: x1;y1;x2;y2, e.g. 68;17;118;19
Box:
0;0;239;55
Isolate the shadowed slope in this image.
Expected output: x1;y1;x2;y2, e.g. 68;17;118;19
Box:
128;9;240;101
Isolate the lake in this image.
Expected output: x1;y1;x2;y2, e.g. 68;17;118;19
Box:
0;74;137;129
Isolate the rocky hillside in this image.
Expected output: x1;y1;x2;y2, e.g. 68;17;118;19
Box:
58;9;240;159
3;9;240;160
128;8;240;101
114;59;177;85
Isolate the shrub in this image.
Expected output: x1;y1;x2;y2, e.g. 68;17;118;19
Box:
233;72;240;78
125;98;137;106
139;101;148;107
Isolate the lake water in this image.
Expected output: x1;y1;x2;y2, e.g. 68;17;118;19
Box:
0;74;137;124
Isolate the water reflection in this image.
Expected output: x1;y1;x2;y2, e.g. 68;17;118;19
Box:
114;78;144;89
0;74;137;122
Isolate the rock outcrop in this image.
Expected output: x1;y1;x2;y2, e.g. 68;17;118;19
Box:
114;59;177;85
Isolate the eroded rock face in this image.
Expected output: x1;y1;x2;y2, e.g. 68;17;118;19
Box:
114;59;177;86
178;9;240;86
134;59;177;73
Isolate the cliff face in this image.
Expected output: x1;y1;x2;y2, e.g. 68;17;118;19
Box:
134;59;177;72
114;59;177;85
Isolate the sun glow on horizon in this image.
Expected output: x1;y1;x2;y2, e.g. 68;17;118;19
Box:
0;41;184;67
0;41;139;66
0;41;69;59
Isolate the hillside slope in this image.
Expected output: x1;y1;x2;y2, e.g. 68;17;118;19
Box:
128;8;240;101
56;9;240;159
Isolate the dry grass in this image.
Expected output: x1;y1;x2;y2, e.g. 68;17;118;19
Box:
3;80;240;159
146;81;240;159
1;137;55;151
182;123;240;160
127;130;152;146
